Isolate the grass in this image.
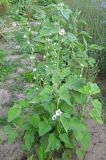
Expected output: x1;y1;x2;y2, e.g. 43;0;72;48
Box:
0;59;19;82
65;0;106;73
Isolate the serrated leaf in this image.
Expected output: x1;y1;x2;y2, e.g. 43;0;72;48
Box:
60;114;70;133
24;131;34;151
39;121;51;136
76;148;84;160
8;105;21;122
28;114;40;128
59;85;72;106
4;125;18;144
67;75;84;91
61;102;74;114
74;130;90;150
37;146;45;160
59;133;70;145
90;99;103;124
61;9;72;20
52;71;61;86
79;82;100;95
43;103;56;114
66;32;78;42
62;67;70;78
46;133;60;152
73;92;88;105
70;117;87;132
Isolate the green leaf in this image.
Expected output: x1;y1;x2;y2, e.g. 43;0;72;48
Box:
73;92;88;105
4;125;18;144
18;99;29;108
52;71;61;86
66;32;78;42
79;82;100;95
76;148;84;160
61;67;70;78
60;113;71;133
28;114;40;128
61;102;74;114
37;146;45;160
39;121;51;136
8;105;21;122
46;133;60;152
61;9;72;20
67;75;84;91
62;150;72;160
59;85;72;106
90;99;103;124
43;103;56;114
74;130;90;150
70;117;87;132
90;44;104;50
59;133;70;145
24;131;34;151
88;57;96;67
79;31;92;38
40;85;52;96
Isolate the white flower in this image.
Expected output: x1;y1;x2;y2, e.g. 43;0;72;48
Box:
80;63;84;67
28;28;31;31
36;88;39;90
44;55;46;59
52;114;57;121
30;55;35;59
47;38;50;42
45;65;48;68
33;76;36;80
24;35;27;38
27;41;30;44
56;109;62;116
80;74;82;77
59;29;65;36
33;68;36;72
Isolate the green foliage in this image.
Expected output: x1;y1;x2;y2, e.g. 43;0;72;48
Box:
0;60;16;81
65;0;106;73
5;2;103;160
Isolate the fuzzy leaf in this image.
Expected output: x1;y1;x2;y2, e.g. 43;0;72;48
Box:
59;85;72;106
60;114;71;132
61;9;72;20
39;121;51;136
24;131;34;151
28;114;40;128
8;105;21;122
79;82;100;95
59;133;70;145
67;75;84;91
46;133;60;152
90;99;103;124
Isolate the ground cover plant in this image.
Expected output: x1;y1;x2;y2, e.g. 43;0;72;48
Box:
3;1;104;160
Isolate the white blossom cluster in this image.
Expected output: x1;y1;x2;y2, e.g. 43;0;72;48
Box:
52;109;62;120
